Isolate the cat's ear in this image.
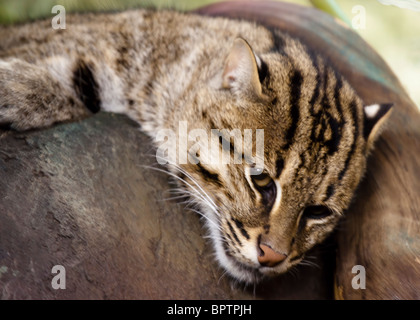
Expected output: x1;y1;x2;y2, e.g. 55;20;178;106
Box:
363;103;393;147
222;38;263;99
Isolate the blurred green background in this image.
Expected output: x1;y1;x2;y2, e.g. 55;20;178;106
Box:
0;0;418;108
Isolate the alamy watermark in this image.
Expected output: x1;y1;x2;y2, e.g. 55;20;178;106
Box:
351;265;366;290
351;5;366;30
155;121;265;170
51;265;66;290
51;5;66;30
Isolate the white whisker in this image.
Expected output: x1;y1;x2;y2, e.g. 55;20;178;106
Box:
141;164;219;215
152;155;219;210
158;194;189;202
218;269;230;285
299;259;320;269
189;208;222;232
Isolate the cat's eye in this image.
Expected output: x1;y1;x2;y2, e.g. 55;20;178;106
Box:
249;167;263;176
302;205;332;219
251;172;273;188
250;171;276;210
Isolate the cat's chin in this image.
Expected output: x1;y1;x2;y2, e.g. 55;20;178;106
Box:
208;221;301;284
214;238;300;284
219;253;300;284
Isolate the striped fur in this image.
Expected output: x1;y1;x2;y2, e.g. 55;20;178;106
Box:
0;9;392;283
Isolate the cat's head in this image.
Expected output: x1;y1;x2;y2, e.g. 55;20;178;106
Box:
166;37;392;283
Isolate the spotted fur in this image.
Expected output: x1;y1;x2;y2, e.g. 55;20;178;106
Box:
0;9;392;283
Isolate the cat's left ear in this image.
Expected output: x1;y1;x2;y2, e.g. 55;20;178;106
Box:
363;103;393;148
222;38;264;99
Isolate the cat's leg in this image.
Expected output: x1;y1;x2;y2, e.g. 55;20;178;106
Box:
0;57;94;131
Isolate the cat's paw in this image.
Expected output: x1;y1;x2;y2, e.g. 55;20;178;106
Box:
0;60;38;130
0;79;38;131
0;92;25;131
0;58;87;131
0;104;19;130
0;85;63;131
0;103;34;131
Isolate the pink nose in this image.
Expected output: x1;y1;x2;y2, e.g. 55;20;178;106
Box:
258;243;287;267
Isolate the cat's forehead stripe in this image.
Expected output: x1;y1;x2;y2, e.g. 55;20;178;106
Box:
324;73;343;156
277;51;364;204
282;69;303;151
324;184;335;202
308;53;321;107
338;99;360;181
275;157;284;178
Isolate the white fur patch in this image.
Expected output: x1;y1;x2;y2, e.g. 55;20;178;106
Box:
271;180;283;215
44;56;73;89
202;207;253;282
364;104;380;119
0;59;12;69
97;65;127;114
255;54;262;69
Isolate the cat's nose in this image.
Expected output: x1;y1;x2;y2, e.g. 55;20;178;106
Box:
257;243;287;267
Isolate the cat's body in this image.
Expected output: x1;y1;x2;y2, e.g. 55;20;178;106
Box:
0;10;274;134
0;9;392;283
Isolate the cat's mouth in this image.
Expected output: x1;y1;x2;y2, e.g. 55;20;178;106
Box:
225;253;301;283
217;240;304;284
205;211;305;283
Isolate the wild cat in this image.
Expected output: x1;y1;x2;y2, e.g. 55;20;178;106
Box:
0;9;392;283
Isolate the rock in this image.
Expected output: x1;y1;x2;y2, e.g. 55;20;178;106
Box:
0;113;333;299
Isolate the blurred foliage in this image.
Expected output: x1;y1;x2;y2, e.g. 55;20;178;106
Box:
0;0;223;23
0;0;349;24
0;0;418;107
336;0;420;109
310;0;351;25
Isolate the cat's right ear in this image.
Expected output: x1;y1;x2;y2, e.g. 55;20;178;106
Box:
363;103;393;150
222;38;263;99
